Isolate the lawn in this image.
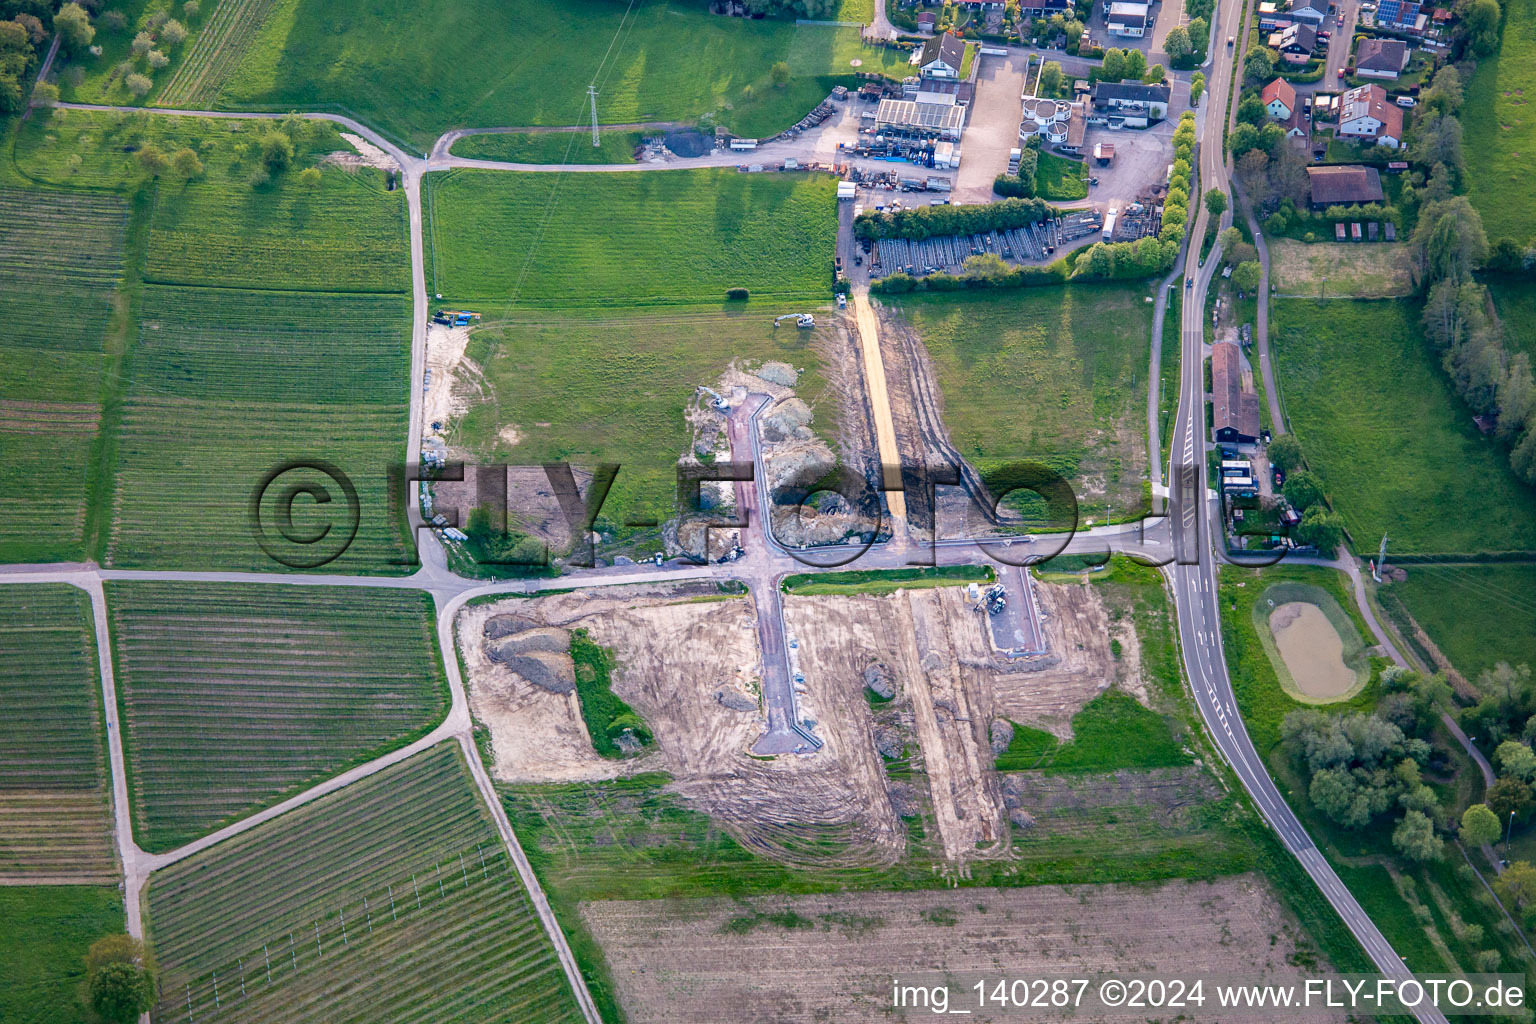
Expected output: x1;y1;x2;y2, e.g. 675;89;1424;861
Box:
1271;298;1536;554
1387;563;1536;683
424;168;836;308
0;585;115;883
0;887;124;1024
144;742;584;1024
0;186;128;564
13;112;418;573
451;308;830;532
106;582;448;852
1464;0;1536;242
888;284;1155;522
1268;239;1414;298
1034;150;1088;200
448;131;644;165
1488;276;1536;362
208;0;909;148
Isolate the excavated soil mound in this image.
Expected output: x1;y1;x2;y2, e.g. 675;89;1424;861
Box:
664;131;712;157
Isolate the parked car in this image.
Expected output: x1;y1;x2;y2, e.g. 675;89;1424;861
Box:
1337;66;1346;78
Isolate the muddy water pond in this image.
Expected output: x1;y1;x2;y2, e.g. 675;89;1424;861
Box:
1269;601;1355;699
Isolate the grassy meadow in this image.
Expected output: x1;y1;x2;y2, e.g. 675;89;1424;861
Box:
1388;563;1536;683
1464;0;1536;241
205;0;908;147
449;130;644;165
144;743;584;1024
107;582;448;852
0;887;124;1024
13;111;416;572
1271;298;1536;554
888;284;1155;522
424;168;837;308
0;585;115;882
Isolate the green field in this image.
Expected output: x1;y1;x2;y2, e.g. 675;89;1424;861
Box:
1272;298;1536;554
14;111;416;572
995;690;1191;771
1464;0;1536;241
0;886;125;1024
209;0;906;147
107;582;448;852
452;309;830;532
448;131;643;165
425;168;837;308
1488;277;1536;362
888;284;1155;521
1388;563;1536;682
1035;150;1088;201
144;742;583;1024
0;586;115;882
0;187;128;563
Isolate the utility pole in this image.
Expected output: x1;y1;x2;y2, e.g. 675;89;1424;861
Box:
588;85;600;148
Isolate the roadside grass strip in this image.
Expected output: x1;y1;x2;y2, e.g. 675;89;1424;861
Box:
0;585;116;882
158;0;284;108
145;743;584;1024
107;582;448;852
0;188;127;561
106;286;410;571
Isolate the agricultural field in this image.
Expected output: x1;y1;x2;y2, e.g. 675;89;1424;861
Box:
213;0;908;147
144;742;584;1024
1464;0;1536;241
159;0;286;108
448;131;644;165
452;309;830;531
1387;563;1536;683
1269;239;1413;298
424;168;837;308
0;585;115;882
0;187;128;564
0;886;124;1024
1272;298;1536;554
106;582;448;852
886;284;1155;521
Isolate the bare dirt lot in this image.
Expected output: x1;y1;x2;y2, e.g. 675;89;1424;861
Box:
581;877;1343;1024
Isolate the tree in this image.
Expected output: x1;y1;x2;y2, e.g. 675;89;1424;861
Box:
170;146;203;178
1232;259;1261;294
136;142;168;176
1497;740;1536;783
184;0;200;17
86;935;154;1024
146;47;168;68
770;60;791;87
1282;470;1325;511
1164;24;1193;60
1488;776;1534;822
1204;188;1228;219
1143;62;1166;84
1422;65;1462;114
1458;0;1501;57
1495;861;1536;913
1187;16;1209;47
1460;803;1503;847
1123;47;1146;81
1039;60;1063;96
298;166;322;188
1243;46;1275;84
14;11;44;42
259;130;294;171
1267;434;1301;473
1393;809;1444;861
1100;47;1126;82
1190;71;1206;106
1411;196;1487;286
124;72;152;97
130;27;152;55
1237;93;1267;127
53;1;93;53
1296;505;1344;554
160;17;186;45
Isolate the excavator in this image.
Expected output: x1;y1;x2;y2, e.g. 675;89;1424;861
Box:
772;313;815;329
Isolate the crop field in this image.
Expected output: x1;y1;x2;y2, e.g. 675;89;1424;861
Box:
1389;563;1536;682
1272;298;1536;554
448;131;643;165
0;187;127;563
1464;0;1536;240
215;0;907;147
106;581;448;852
159;0;285;108
0;886;124;1024
0;585;115;882
888;284;1154;521
105;285;412;571
425;169;836;308
454;309;829;530
145;743;583;1024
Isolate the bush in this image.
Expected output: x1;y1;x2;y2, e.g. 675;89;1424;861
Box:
146;48;168;68
993;172;1033;198
725;287;749;301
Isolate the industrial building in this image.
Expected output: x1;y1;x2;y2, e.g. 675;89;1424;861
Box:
874;98;967;140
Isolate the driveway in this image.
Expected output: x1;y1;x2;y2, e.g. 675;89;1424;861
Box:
954;51;1030;203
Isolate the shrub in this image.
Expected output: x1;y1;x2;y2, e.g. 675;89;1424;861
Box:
146;48;168;68
725;287;749;300
160;18;186;46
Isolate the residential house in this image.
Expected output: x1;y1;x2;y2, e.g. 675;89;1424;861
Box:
1306;164;1385;208
1354;37;1410;77
914;33;966;79
1107;1;1151;36
1090;81;1171;126
1374;0;1426;31
1337;82;1403;147
1267;22;1318;62
1289;0;1329;23
1262;77;1296;120
1212;342;1261;445
1019;0;1071;16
